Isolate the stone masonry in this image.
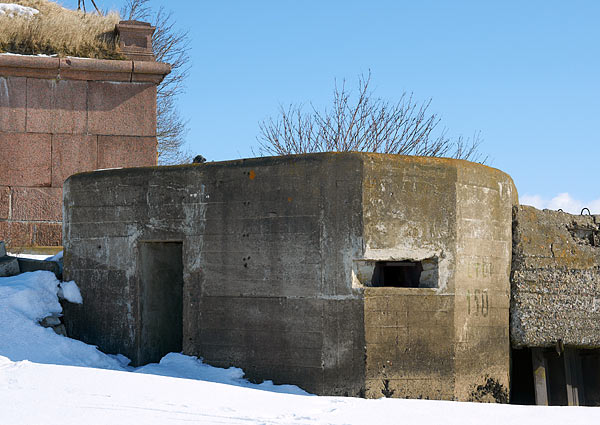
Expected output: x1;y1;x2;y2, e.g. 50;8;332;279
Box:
0;22;170;250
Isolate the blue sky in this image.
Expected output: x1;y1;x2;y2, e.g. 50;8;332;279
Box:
59;0;600;211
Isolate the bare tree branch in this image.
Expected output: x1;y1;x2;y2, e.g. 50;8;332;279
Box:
121;0;191;165
256;71;486;163
78;0;101;14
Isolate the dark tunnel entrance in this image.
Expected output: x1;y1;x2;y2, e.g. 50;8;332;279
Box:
138;241;184;366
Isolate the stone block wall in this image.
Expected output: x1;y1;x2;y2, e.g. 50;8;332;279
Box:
0;55;169;249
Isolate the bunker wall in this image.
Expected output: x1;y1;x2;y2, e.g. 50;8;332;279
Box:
64;154;367;396
452;163;516;402
357;155;516;401
63;167;198;360
511;206;600;348
188;155;366;396
360;155;458;400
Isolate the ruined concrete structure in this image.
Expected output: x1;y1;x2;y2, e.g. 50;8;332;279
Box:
510;206;600;406
0;21;170;250
63;153;518;401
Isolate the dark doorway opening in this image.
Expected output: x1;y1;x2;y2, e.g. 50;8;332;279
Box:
545;350;568;405
510;347;536;405
528;347;600;406
581;349;600;406
138;241;184;365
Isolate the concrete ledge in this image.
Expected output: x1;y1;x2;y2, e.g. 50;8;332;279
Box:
0;55;170;83
17;257;61;279
0;256;20;277
9;246;63;256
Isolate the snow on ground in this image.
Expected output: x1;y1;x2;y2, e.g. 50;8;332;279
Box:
8;253;50;261
136;352;308;395
0;3;38;18
3;359;600;425
0;271;306;391
1;271;600;424
0;271;122;369
0;52;58;57
7;252;62;261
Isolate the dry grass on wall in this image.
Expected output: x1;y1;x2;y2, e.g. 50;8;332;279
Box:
0;0;125;59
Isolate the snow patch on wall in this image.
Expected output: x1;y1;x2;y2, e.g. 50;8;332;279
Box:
58;281;83;304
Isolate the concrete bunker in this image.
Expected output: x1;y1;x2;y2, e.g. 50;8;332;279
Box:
61;153;600;403
63;152;517;400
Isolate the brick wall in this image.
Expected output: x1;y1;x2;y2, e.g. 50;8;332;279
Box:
0;55;170;249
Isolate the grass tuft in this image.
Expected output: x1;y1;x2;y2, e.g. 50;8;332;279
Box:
0;0;125;59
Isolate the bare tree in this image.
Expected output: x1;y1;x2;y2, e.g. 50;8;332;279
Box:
257;72;486;163
121;0;191;164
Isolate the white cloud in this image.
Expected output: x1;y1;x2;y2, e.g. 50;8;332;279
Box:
520;193;600;214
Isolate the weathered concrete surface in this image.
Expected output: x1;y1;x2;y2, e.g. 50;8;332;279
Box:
359;155;516;401
511;206;600;348
0;256;20;277
0;240;60;277
453;162;516;402
63;153;517;400
17;257;61;279
63;153;365;396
